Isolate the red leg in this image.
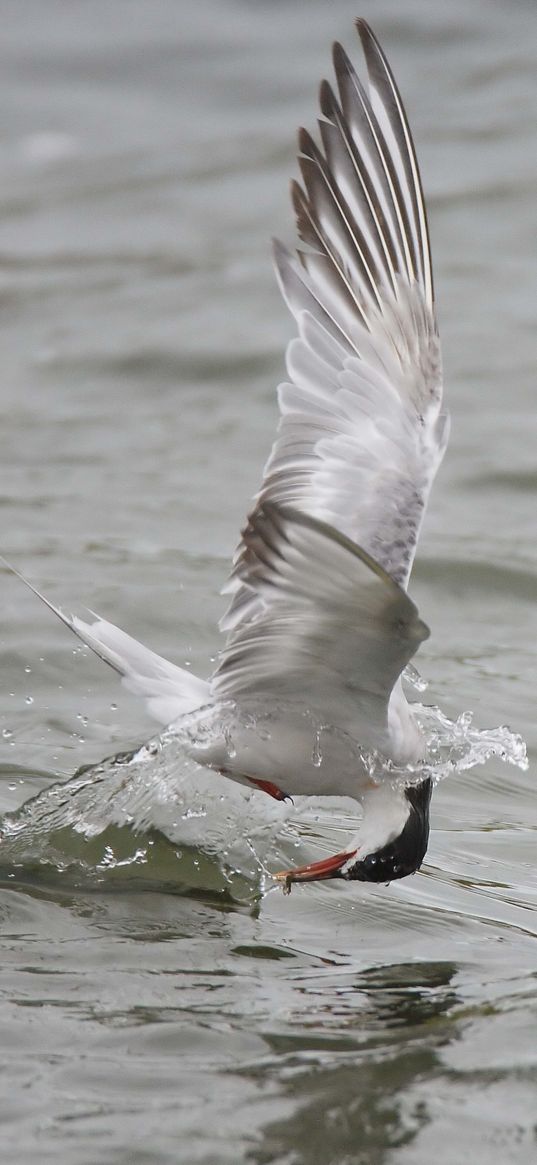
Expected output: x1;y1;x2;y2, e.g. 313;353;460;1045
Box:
217;766;291;803
247;776;291;802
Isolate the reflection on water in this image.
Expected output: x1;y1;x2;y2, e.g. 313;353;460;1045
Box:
248;963;459;1165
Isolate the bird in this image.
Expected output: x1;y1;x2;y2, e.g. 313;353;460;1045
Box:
4;20;448;890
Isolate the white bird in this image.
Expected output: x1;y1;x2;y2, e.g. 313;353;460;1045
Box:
5;20;448;888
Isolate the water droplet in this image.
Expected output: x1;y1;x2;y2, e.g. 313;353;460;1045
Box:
24;666;32;674
224;729;236;760
7;783;16;792
312;729;323;768
2;728;13;739
110;703;117;711
182;807;206;820
403;663;428;693
25;696;34;705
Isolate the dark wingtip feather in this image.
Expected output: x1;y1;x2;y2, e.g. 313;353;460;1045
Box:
332;40;355;83
355;18;391;85
297;125;323;166
290;176;305;214
290;177;319;251
355;18;375;45
319;77;338;121
297;125;314;157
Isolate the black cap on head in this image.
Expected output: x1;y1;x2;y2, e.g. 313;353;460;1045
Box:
343;777;433;883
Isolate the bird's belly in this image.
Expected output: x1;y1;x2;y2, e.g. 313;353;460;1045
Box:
186;702;394;800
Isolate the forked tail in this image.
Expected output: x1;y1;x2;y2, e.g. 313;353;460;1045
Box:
1;557;211;725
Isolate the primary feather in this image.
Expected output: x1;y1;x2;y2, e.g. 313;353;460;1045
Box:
222;19;448;646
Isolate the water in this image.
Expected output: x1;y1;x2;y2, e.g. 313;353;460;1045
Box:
1;0;536;1160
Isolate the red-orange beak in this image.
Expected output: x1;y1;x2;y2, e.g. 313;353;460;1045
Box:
274;848;357;893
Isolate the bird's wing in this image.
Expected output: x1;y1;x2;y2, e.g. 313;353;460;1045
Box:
1;558;210;725
214;503;429;728
222;20;447;638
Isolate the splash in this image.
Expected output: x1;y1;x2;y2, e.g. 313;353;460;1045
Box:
0;721;288;888
355;703;528;791
402;663;429;693
0;699;528;885
416;703;528;777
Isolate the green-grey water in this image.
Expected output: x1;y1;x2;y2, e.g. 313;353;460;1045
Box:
1;1;536;1161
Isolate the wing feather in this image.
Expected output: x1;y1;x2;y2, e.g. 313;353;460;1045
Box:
215;504;428;730
222;20;447;639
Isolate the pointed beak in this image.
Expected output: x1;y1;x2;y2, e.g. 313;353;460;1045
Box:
274;848;357;892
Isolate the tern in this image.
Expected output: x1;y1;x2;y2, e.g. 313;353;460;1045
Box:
5;20;447;888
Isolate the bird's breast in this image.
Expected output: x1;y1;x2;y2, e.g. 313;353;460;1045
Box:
188;699;410;801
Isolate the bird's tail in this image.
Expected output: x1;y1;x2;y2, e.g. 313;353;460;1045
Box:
1;557;211;725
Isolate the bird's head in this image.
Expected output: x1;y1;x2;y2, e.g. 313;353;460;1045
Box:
275;778;433;889
342;777;432;883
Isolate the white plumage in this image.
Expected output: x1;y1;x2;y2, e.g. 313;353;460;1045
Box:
4;21;448;884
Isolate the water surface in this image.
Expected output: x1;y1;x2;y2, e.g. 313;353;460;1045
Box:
1;1;536;1162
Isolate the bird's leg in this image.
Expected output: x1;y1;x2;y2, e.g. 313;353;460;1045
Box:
247;776;293;803
217;766;292;803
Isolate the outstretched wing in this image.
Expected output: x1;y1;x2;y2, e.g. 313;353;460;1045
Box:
222;20;447;638
214;503;428;730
